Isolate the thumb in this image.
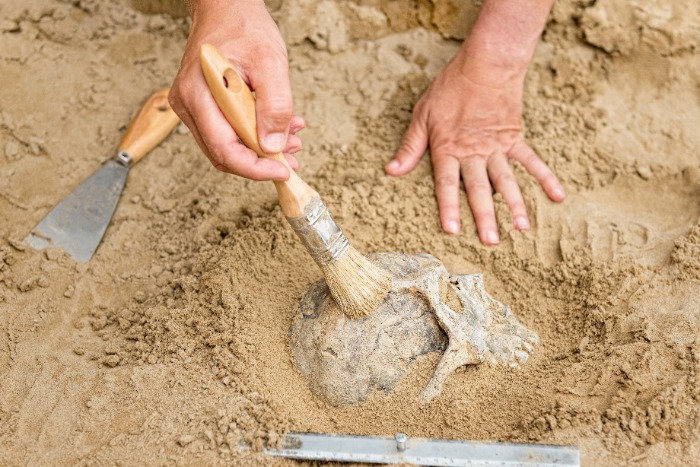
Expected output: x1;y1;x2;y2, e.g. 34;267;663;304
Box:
385;112;429;176
249;54;294;154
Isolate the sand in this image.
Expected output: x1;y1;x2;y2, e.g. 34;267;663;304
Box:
1;0;699;465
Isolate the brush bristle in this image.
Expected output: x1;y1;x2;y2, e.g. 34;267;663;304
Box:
320;246;392;319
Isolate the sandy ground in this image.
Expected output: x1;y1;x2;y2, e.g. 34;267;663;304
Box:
1;0;700;465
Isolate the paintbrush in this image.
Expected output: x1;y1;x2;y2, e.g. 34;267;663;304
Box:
199;44;391;319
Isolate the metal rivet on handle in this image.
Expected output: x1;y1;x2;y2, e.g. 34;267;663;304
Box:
395;433;407;452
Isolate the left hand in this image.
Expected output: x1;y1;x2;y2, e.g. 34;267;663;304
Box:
384;50;565;245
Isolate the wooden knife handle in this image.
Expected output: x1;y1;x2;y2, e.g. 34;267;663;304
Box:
199;43;315;218
118;88;180;163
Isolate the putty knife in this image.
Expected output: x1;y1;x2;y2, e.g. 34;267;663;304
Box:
24;88;180;262
265;432;580;467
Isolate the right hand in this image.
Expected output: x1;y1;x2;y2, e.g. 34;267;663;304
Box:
169;0;304;181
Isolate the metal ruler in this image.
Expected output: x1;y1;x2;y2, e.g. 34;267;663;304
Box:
265;432;580;466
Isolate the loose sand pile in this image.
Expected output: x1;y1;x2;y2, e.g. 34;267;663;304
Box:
1;0;699;465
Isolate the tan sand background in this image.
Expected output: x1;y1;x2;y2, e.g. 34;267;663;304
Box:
1;0;699;465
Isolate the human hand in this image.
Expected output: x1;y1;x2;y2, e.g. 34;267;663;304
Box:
385;50;565;245
169;0;304;181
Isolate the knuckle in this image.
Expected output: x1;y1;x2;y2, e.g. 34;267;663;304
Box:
167;80;192;119
434;174;460;188
259;95;293;119
492;172;517;186
207;145;270;181
439;201;460;212
259;50;289;70
506;198;526;211
519;149;539;166
206;151;229;173
167;84;183;110
542;173;559;187
398;139;421;157
465;180;492;193
246;172;264;181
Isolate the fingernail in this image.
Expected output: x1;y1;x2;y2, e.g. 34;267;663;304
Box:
385;160;400;171
445;220;460;234
514;216;530;230
263;133;286;153
485;230;499;245
552;187;565;200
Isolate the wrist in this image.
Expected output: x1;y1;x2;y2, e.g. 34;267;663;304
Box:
460;34;533;76
450;45;528;90
187;0;265;23
457;0;553;81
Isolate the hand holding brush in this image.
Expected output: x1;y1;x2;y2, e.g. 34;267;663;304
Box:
199;44;391;318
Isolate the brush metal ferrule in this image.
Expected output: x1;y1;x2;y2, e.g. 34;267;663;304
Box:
287;196;349;266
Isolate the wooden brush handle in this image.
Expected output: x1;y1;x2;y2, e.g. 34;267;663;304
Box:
118;88;180;163
199;43;316;218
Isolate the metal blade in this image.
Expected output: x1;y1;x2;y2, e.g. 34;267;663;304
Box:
25;156;129;262
265;432;580;467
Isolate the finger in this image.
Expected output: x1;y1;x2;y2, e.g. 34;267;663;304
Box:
188;86;290;181
487;154;530;231
283;153;299;171
509;142;566;202
385;111;428;176
249;53;294;154
461;156;499;245
284;134;302;154
169;102;211;160
432;155;462;234
290;115;305;134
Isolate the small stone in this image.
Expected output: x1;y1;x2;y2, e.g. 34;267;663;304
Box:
414;54;428;68
19;277;37;292
147;15;167;31
177;434;195;446
5;140;20;160
0;20;20;33
105;345;119;355
45;248;61;261
8;237;26;251
73;348;85;356
133;291;147;303
28;137;44;156
130;195;141;204
37;276;49;288
636;165;652;180
102;355;120;367
162;243;178;255
64;285;75;298
344;93;362;106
